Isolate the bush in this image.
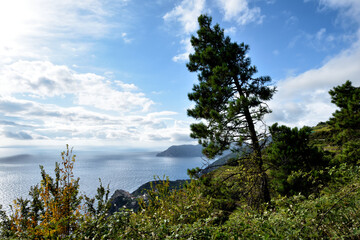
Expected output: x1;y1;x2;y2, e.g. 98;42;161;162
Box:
267;123;328;196
0;145;121;239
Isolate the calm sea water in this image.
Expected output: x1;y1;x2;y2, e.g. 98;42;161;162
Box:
0;147;204;214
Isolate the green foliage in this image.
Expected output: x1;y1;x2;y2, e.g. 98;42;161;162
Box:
73;181;132;240
0;143;359;239
309;122;333;147
328;80;360;134
100;178;220;239
1;78;360;239
187;14;275;206
187;15;275;159
224;176;360;239
267;123;328;196
340;140;360;164
107;165;360;239
0;205;12;239
0;145;117;239
137;178;216;224
197;155;273;211
326;81;360;166
4;145;83;238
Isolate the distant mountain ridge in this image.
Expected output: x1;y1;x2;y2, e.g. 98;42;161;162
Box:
156;144;203;157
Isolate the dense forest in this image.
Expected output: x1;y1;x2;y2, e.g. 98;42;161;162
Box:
1;15;359;239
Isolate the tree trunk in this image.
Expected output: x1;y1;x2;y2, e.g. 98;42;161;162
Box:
243;106;271;204
235;79;271;204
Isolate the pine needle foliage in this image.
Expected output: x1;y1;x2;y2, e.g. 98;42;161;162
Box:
187;14;275;206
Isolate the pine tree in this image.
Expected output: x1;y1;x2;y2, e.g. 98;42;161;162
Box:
187;15;275;205
328;80;360;140
267;123;326;196
328;80;360;164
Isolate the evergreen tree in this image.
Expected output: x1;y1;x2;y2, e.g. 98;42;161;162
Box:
328;80;360;164
328;80;360;142
187;15;275;204
267;123;326;196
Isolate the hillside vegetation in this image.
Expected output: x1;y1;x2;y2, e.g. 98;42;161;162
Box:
0;82;359;240
0;15;359;239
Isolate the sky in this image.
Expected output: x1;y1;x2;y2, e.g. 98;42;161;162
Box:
0;0;359;150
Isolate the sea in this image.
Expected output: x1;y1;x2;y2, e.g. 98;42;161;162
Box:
0;146;205;214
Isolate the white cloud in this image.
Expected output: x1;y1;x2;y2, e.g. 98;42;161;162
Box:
172;38;194;62
286;15;298;27
0;96;191;147
319;0;360;22
164;0;205;62
121;32;133;43
267;36;360;127
147;111;178;118
266;0;360;129
0;60;153;113
0;0;127;65
316;28;326;40
217;0;264;25
115;80;138;91
3;130;33;140
289;27;355;52
163;0;206;34
281;41;360;93
165;0;264;62
0;0;114;42
225;26;237;35
0;1;196;147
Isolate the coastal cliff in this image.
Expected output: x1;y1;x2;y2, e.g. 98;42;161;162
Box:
156;144;203;157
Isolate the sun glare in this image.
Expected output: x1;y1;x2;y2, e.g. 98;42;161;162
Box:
0;1;38;43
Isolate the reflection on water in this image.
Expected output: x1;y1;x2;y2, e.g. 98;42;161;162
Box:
0;148;204;214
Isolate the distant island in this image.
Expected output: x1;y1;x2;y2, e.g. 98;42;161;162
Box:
156;144;203;157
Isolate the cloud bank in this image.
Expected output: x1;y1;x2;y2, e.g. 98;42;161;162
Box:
266;0;360;127
0;0;197;148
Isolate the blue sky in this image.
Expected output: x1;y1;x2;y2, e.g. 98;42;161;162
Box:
0;0;359;149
